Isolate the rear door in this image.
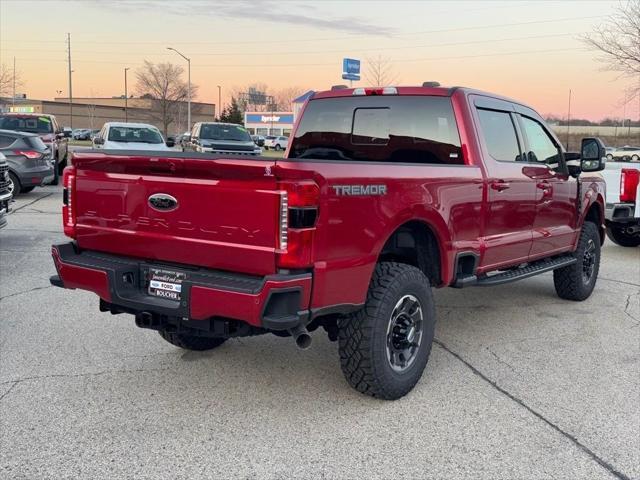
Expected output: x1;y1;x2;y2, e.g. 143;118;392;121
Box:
472;96;536;270
516;113;578;257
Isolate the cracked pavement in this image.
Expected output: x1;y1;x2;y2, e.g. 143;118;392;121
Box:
1;185;639;479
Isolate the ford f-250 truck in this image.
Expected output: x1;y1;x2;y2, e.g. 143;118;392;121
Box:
50;84;607;400
602;157;640;247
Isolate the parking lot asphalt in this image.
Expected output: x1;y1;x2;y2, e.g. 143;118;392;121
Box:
1;185;638;480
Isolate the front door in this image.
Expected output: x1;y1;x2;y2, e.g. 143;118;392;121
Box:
517;115;578;257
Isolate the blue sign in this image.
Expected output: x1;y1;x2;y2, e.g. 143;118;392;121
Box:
245;113;294;124
342;73;360;81
342;58;360;75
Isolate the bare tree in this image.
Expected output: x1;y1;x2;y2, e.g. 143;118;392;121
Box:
135;61;198;136
0;63;21;100
582;0;640;100
273;86;308;111
365;55;398;87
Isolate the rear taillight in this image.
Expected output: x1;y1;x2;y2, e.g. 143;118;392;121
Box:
276;181;320;269
13;150;42;159
620;168;639;203
62;166;77;238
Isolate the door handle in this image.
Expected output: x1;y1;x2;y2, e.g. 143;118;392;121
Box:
536;181;551;190
490;181;510;192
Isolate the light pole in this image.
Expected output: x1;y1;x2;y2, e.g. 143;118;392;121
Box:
124;67;130;122
167;47;191;130
217;85;221;119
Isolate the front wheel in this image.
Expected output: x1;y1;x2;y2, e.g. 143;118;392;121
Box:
338;262;435;400
274;144;281;151
158;330;227;351
606;154;613;161
606;224;640;247
554;222;601;301
632;154;639;162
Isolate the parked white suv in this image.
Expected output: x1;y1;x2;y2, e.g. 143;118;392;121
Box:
611;146;640;162
93;123;174;151
264;135;289;151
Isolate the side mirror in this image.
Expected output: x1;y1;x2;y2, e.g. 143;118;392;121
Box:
93;136;104;146
63;128;72;138
580;137;606;172
166;138;175;147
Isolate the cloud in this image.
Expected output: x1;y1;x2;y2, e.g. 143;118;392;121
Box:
89;0;395;36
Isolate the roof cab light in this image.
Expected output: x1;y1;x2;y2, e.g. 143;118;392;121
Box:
353;87;398;96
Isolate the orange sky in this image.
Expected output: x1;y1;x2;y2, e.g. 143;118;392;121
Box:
1;0;638;121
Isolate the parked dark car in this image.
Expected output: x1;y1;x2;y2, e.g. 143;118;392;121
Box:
185;122;261;155
251;134;265;147
0;129;55;198
73;128;92;140
0;113;69;185
0;153;10;229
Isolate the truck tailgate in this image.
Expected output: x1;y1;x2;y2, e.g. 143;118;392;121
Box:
71;152;280;276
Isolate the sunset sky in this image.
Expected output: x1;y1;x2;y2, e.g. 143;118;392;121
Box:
1;0;638;121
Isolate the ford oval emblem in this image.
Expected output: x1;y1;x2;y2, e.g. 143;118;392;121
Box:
148;193;178;212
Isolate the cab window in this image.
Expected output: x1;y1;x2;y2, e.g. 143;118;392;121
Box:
477;109;521;162
519;116;561;165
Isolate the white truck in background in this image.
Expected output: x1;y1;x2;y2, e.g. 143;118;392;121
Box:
602;158;640;247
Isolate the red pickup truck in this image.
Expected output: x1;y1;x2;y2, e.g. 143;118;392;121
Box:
50;84;606;400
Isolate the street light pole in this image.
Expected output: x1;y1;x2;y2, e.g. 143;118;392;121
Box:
67;33;73;129
217;85;221;119
167;47;191;130
124;67;130;122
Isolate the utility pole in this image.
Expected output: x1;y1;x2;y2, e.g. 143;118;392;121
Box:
217;85;221;120
124;67;130;122
566;89;571;151
167;47;191;130
12;57;16;108
67;33;73;129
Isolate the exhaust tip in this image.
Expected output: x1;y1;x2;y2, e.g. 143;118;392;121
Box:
295;333;312;350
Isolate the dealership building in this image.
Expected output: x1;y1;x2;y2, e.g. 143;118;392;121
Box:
0;96;216;134
243;90;315;136
244;112;294;136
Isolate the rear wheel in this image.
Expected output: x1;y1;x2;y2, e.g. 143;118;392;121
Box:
158;330;227;351
554;222;601;300
8;172;20;199
632;154;639;162
338;262;435;400
275;144;282;151
606;224;640;247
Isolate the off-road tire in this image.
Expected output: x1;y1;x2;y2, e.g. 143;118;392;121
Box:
554;222;600;301
606;225;640;247
8;172;20;199
158;330;227;351
338;262;435;400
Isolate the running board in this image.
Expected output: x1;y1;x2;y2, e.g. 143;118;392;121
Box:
454;255;577;288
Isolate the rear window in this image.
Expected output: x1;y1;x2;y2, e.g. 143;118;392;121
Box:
108;126;163;144
26;136;48;150
288;96;462;164
200;124;251;142
0;115;53;134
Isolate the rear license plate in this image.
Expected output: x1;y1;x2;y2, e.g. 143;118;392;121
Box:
148;268;186;301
